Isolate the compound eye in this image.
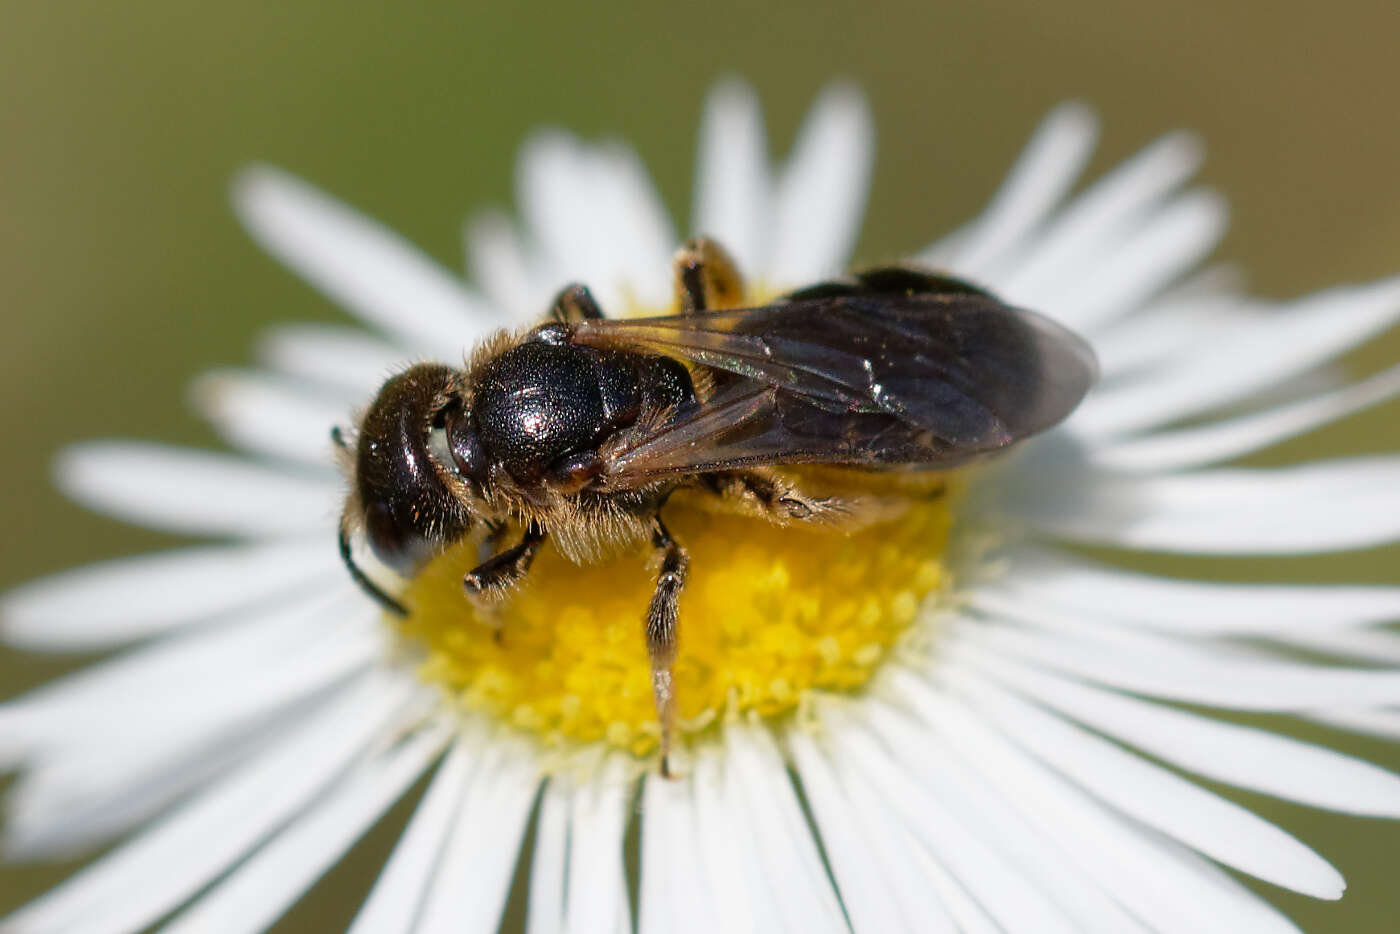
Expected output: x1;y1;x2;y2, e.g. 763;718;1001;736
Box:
447;423;490;486
364;500;429;576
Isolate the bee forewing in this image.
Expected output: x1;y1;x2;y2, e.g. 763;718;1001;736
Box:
575;292;1097;485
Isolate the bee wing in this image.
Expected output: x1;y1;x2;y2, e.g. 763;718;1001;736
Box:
574;292;1098;483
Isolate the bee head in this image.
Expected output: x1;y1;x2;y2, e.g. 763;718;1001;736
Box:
347;363;476;576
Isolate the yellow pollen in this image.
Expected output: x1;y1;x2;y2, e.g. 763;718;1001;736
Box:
399;470;958;759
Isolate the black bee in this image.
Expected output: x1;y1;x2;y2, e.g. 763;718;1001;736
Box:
337;237;1097;773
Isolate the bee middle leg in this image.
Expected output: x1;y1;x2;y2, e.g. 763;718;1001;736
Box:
701;469;847;524
645;513;689;778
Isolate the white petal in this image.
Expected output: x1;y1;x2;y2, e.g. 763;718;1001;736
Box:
1151;834;1307;934
414;739;540;934
824;707;1082;934
962;645;1400;816
640;771;725;934
786;731;923;934
723;724;847;934
525;779;570;934
902;841;999;934
158;725;449;934
1072;275;1400;437
5;593;374;752
986;544;1400;635
890;674;1313;932
960;619;1400;710
257;323;410;398
691;747;770;934
517;132;609;298
587;143;678;308
4;586;353;726
1277;627;1400;664
1;596;371;851
857;699;1149;933
1010;454;1400;554
465;210;558;324
4;622;382;859
639;774;676;934
561;757;633;934
518;133;675;311
57;442;336;538
346;739;475;934
233;165;495;352
1311;709;1400;741
823;748;965;934
192;370;350;467
1;673;422;933
924;102;1098;276
1092;362;1400;472
766;83;873;286
1;713;263;859
1089;266;1246;380
990;131;1202;310
664;776;722;934
691;78;770;282
1;538;339;649
1040;189;1226;332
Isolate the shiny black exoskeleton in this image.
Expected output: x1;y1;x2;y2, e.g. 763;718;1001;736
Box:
465;331;693;490
348;327;694;581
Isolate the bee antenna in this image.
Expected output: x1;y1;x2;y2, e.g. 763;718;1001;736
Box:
338;521;410;617
330;425;349;450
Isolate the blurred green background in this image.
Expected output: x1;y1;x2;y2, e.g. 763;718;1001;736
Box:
3;1;1399;930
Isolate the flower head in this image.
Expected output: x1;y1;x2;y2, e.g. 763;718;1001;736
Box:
4;80;1400;933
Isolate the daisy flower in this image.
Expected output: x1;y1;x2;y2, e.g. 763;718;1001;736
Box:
5;79;1400;934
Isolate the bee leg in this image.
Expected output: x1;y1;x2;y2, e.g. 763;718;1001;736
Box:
477;518;509;564
550;283;606;323
646;513;689;778
702;469;846;524
463;523;547;640
673;237;745;313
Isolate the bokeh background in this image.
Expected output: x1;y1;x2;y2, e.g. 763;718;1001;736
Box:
3;1;1399;930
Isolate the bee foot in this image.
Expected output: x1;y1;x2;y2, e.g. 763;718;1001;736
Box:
778;496;814;519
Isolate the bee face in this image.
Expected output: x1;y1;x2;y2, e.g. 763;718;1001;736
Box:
351;364;472;575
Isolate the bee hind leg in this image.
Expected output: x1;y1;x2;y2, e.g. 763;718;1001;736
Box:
645;513;689;778
673;237;745;313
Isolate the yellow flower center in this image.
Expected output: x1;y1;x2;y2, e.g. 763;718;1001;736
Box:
399;470;957;759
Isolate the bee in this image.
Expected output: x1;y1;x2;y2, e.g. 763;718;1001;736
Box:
336;237;1097;773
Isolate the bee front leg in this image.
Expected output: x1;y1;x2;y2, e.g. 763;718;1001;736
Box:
463;524;547;637
645;513;689;778
673;237;745;313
